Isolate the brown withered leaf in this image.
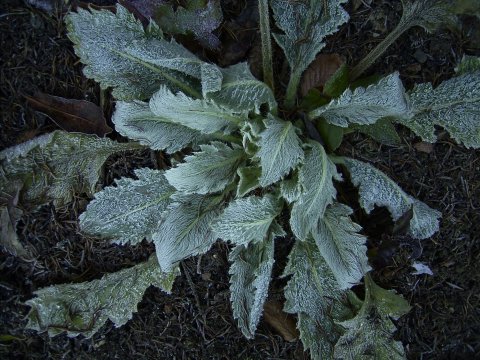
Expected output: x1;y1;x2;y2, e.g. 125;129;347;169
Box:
300;54;344;97
414;141;434;153
263;299;299;342
0;186;29;258
25;92;112;136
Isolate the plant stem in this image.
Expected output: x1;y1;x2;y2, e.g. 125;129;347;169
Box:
258;0;274;92
350;18;408;81
284;70;301;109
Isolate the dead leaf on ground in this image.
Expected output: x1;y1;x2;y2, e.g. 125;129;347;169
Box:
414;141;434;154
25;92;112;136
263;299;299;342
300;54;344;97
0;187;29;258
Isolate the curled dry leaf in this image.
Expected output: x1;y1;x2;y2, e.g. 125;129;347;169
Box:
0;186;29;257
25;92;112;136
300;54;344;97
263;299;299;342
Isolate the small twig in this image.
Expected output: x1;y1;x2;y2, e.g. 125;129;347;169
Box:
180;261;205;321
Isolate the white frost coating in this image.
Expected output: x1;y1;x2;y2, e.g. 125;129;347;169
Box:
398;71;480;148
271;0;349;79
312;203;371;290
229;227;282;339
79;168;175;245
309;72;410;127
0;131;134;208
25;256;178;338
66;5;222;100
113;101;207;153
165;142;244;195
279;173;302;203
206;62;277;114
153;194;222;272
343;157;441;239
290;141;341;240
211;194;283;246
150;86;244;134
257;115;304;187
334;277;410;359
283;239;354;360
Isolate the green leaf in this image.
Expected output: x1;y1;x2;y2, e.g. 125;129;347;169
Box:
312;203;370;290
316;120;344;151
334;275;410;359
455;56;480;75
149;86;244;134
400;0;456;33
309;73;410;127
398;71;480;148
323;63;350;98
153;194;223;272
236;166;261;198
154;0;223;50
352;117;401;146
342;157;441;239
113;101;207;153
229;226;283;338
279;173;301;203
206;62;277;114
283;238;354;360
79;168;175;245
0;131;137;208
66;5;222;100
211;194;283;246
271;0;349;105
165;142;245;195
290;141;341;240
257;115;304;187
25;256;178;338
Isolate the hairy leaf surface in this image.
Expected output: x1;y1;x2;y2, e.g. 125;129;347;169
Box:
257;116;304;186
155;0;223;49
400;0;456;33
150;86;244;134
271;0;349;88
229;226;283;338
113;101;206;153
290;142;340;240
0;131;136;208
165;142;244;194
312;203;370;289
207;63;277;114
153;194;223;271
398;71;480;148
310;73;409;127
66;5;221;100
334;276;410;359
283;238;354;359
280;173;301;204
211;194;283;246
80;168;175;245
343;158;441;239
26;256;178;338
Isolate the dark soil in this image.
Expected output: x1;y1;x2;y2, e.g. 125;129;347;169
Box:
1;0;479;359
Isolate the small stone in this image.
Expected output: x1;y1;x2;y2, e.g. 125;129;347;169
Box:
201;272;212;281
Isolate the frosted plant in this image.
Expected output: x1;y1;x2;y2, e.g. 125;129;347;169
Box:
1;1;478;359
